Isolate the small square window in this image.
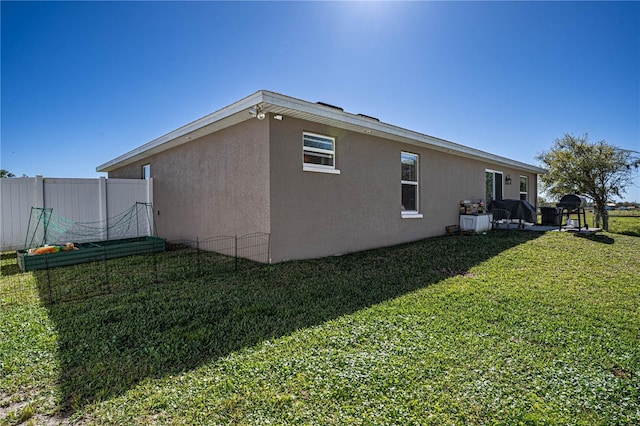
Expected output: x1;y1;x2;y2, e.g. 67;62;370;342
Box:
303;132;339;174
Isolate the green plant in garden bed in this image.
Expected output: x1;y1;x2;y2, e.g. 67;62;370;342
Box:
1;231;639;424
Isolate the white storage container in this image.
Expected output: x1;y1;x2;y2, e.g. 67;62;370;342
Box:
459;214;493;233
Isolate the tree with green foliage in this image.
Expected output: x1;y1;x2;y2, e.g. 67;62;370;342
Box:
537;133;639;231
0;169;16;178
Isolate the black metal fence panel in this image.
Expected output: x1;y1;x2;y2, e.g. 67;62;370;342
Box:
0;233;270;306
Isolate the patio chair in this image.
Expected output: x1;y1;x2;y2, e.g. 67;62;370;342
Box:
491;209;512;235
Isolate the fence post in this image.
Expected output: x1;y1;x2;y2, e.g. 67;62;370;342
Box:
267;233;271;264
136;203;140;238
234;234;238;272
98;177;108;240
34;175;45;208
147;178;154;236
196;238;200;276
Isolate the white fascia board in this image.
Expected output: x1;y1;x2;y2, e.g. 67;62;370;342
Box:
97;89;546;175
96;91;267;172
260;91;546;174
366;124;547;174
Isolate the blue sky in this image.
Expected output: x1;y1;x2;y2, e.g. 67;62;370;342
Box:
2;1;639;201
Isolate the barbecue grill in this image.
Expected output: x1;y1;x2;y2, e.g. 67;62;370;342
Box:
556;194;588;230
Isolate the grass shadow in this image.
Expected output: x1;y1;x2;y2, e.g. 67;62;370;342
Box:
618;230;640;237
573;232;616;244
35;232;543;412
1;252;23;277
1;251;17;260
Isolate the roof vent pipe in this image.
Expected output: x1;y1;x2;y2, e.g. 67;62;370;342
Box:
316;101;344;111
357;113;380;122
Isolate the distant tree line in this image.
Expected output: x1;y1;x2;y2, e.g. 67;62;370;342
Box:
0;170;28;178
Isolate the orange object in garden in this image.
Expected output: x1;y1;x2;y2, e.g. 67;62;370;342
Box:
29;243;77;255
33;246;58;255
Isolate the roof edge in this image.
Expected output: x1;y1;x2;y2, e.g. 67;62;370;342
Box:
97;90;546;175
259;91;547;174
97;90;267;172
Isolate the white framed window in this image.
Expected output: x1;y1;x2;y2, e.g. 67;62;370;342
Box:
485;169;503;206
401;152;422;218
303;132;340;174
142;164;150;179
519;175;528;201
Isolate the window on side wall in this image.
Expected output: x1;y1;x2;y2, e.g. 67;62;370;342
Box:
142;164;150;179
303;132;340;174
401;152;422;218
519;175;528;201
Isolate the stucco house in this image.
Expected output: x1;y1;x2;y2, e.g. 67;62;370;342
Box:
97;90;545;263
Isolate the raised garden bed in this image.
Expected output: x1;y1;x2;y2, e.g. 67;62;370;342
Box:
17;236;166;272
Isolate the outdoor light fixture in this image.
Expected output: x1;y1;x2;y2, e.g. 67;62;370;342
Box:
249;105;266;120
273;114;283;120
505;175;512;185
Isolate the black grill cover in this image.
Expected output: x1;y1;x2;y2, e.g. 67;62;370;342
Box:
557;194;587;209
489;199;537;223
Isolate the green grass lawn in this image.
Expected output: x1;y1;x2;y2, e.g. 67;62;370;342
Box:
537;210;640;236
604;214;640;236
1;231;639;425
567;210;640;237
590;210;640;237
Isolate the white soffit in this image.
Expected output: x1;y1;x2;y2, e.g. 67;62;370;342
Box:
97;90;546;174
261;92;546;173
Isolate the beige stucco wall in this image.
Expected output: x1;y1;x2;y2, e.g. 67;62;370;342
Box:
108;114;538;263
267;116;539;262
484;166;538;205
108;118;270;242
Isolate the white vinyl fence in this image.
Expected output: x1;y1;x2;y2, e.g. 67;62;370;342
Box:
0;176;153;251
